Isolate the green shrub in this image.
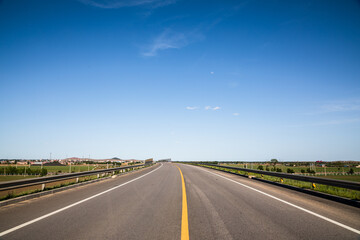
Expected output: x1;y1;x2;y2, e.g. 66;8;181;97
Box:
40;168;47;176
287;168;295;174
257;165;264;170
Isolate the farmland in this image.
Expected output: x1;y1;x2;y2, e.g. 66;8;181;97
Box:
200;164;360;200
0;163;122;182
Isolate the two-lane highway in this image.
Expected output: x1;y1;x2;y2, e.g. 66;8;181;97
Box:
0;162;359;239
180;163;360;239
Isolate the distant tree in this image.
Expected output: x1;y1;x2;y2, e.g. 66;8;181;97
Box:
349;168;354;175
276;168;282;172
301;169;305;174
287;168;295;174
270;159;278;169
40;168;47;176
306;168;315;174
265;166;270;171
257;165;264;170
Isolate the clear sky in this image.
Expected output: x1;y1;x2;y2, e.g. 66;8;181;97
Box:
0;0;359;161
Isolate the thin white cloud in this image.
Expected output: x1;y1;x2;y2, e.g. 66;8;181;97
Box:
306;99;360;115
289;118;360;128
142;29;204;57
210;72;214;74
78;0;176;8
186;106;198;110
205;106;221;110
233;113;240;116
142;29;187;56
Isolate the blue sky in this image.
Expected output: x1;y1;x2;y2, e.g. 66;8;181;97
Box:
0;0;359;161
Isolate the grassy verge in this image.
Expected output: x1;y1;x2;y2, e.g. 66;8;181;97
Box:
196;164;360;200
319;175;360;182
0;175;39;182
224;163;360;174
0;164;126;177
0;164;150;202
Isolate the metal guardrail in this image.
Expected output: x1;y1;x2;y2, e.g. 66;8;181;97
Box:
0;164;150;191
195;163;360;191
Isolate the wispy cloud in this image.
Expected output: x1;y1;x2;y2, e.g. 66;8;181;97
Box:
321;101;360;113
205;106;221;111
289;118;360;128
305;99;360;115
78;0;176;9
233;113;239;116
142;29;203;56
186;106;198;110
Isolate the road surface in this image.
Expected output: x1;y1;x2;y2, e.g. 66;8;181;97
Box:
0;163;359;239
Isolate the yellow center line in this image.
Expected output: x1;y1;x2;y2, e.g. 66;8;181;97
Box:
175;164;189;240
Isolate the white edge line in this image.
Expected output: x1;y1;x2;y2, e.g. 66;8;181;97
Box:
187;164;360;235
0;163;163;237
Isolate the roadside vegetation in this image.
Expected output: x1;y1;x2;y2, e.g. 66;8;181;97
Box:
221;161;360;183
0;162;128;182
0;163;152;201
190;162;360;200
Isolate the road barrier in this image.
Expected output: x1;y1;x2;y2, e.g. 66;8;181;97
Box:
192;163;360;191
0;164;151;192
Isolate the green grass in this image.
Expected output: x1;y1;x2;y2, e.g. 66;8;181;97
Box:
0;164;120;175
197;164;360;200
0;175;39;182
0;164;150;201
224;163;360;174
319;175;360;182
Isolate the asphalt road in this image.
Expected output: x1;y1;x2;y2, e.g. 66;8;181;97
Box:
0;163;359;239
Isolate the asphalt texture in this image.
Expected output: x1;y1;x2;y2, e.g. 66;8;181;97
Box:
0;162;359;240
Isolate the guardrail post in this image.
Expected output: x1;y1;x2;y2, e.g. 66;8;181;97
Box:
76;177;79;183
97;174;99;178
41;183;45;191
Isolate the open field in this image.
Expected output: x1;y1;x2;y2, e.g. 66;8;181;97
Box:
201;164;360;200
320;175;360;182
224;163;360;175
0;175;39;182
0;164;148;200
0;164;119;176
